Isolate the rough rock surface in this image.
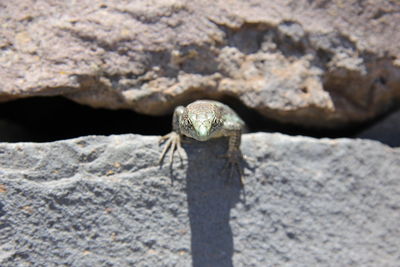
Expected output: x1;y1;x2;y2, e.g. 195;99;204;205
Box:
1;133;399;266
1;0;400;127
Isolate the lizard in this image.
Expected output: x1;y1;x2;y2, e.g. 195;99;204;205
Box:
159;100;246;185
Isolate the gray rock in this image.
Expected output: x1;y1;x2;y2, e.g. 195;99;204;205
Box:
1;133;399;266
1;1;400;127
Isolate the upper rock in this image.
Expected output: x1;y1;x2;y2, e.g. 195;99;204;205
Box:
1;0;400;127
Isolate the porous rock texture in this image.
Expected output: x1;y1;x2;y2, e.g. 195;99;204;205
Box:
1;0;400;127
1;133;399;266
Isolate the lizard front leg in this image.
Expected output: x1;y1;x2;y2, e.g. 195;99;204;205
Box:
221;126;244;185
159;106;185;166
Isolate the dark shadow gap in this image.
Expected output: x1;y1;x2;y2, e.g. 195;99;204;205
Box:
0;97;171;142
219;95;400;147
0;96;398;147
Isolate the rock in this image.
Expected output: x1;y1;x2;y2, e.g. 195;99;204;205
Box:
1;133;399;266
1;1;400;127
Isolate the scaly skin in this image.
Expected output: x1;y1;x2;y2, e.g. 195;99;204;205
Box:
159;100;245;185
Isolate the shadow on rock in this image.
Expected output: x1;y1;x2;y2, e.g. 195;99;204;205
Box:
184;138;242;267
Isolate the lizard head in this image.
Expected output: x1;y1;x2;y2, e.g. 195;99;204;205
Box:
185;102;222;141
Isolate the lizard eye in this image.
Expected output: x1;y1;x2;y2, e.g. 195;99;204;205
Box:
186;114;195;128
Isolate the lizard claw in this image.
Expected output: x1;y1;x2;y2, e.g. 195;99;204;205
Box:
219;149;244;186
159;132;184;167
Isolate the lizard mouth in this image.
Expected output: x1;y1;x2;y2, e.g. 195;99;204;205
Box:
193;124;211;141
197;125;208;136
193;135;209;141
